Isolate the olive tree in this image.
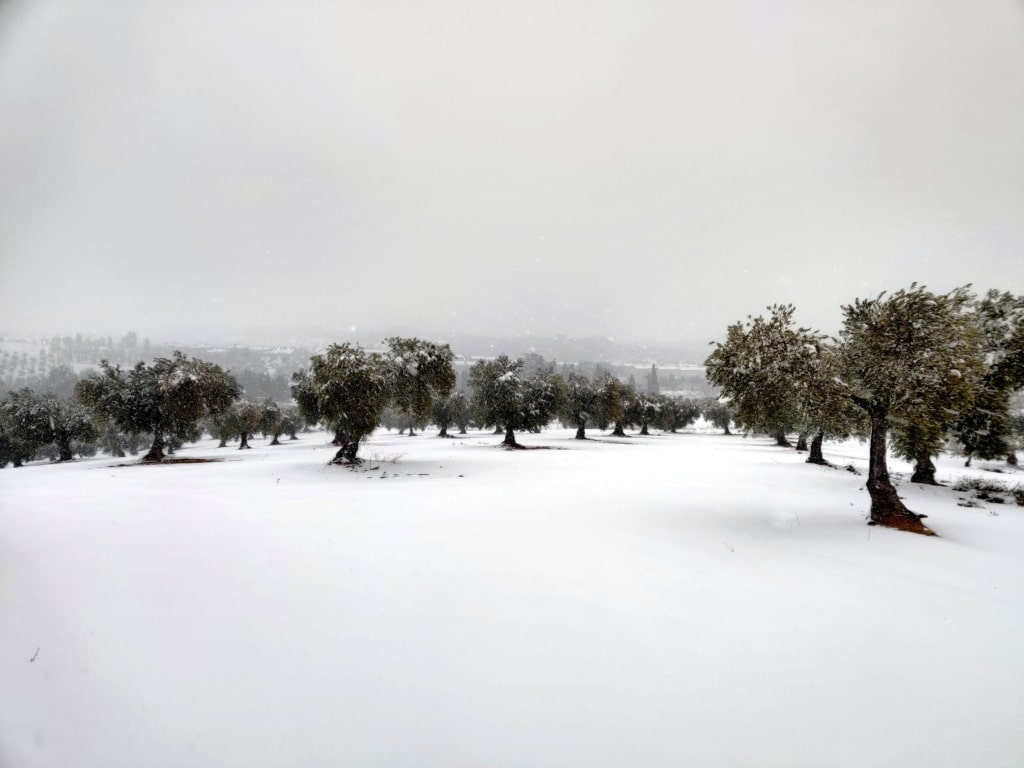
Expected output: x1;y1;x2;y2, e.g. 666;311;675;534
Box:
75;352;239;462
561;372;599;439
292;343;391;464
385;337;456;436
470;356;566;448
705;304;811;446
836;285;983;534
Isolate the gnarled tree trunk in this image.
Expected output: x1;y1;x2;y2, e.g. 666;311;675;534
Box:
502;424;520;448
331;432;361;464
774;429;791;447
575;419;587;440
806;431;827;465
142;427;165;462
795;432;808;452
911;452;940;485
56;437;74;462
639;422;650;436
865;408;933;535
611;421;626;437
239;431;251;449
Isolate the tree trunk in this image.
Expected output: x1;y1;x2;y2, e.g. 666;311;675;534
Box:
795;432;808;452
964;455;973;468
612;421;626;437
289;434;299;440
575;420;586;440
774;430;791;447
723;424;732;436
458;426;467;435
239;431;251;449
142;427;165;462
57;437;74;462
1008;452;1019;466
492;425;503;435
911;452;940;485
330;433;361;464
438;425;449;438
332;429;344;446
502;424;519;448
865;409;933;535
639;422;650;436
218;437;228;448
806;431;827;465
270;434;281;445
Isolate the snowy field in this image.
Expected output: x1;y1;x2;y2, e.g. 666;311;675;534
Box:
2;428;1022;768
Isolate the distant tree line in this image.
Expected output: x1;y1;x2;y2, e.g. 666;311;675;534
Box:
0;337;724;468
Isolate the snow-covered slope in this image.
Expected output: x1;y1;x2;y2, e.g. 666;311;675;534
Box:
1;430;1022;767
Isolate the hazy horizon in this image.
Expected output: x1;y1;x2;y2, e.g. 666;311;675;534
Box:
2;1;1022;346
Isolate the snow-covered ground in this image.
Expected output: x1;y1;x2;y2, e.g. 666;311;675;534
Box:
2;428;1022;768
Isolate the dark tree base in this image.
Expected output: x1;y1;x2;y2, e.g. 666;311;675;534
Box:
910;468;941;485
868;487;935;536
806;433;828;466
911;454;940;485
330;453;362;466
869;511;935;536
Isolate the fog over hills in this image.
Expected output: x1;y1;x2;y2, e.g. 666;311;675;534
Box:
2;1;1022;347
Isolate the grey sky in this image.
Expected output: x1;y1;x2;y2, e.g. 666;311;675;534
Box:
1;0;1022;349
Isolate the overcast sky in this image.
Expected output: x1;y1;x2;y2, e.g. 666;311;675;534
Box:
1;0;1022;349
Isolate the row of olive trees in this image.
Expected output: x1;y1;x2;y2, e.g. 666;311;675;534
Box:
705;286;1024;535
292;342;728;459
3;335;729;468
0;387;306;467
